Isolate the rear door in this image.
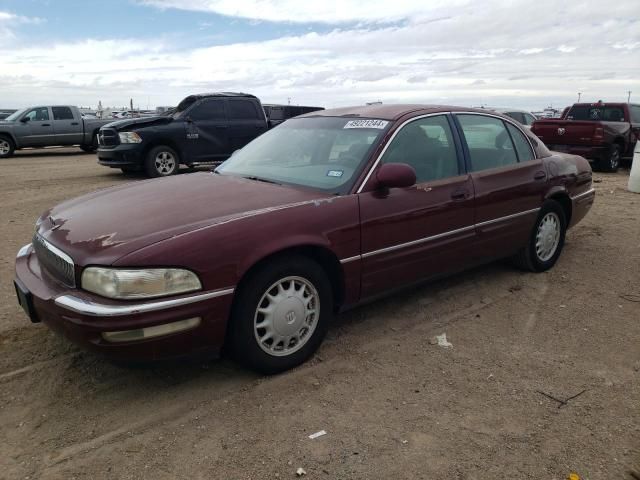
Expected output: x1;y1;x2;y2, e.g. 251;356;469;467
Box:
358;114;476;298
184;98;229;163
52;107;83;145
225;98;268;153
454;113;546;260
20;107;55;147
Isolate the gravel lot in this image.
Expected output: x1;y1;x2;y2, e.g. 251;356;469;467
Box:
1;148;639;480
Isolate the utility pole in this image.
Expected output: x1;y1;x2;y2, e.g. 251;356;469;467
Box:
628;91;632;102
577;92;581;102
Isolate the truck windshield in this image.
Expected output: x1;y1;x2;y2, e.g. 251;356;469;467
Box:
172;96;197;119
4;108;27;122
567;105;625;122
216;117;390;194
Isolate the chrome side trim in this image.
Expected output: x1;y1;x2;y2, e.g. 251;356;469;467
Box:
355;112;447;193
17;243;32;259
475;208;540;228
54;287;235;317
361;224;476;259
570;188;595;201
339;255;361;264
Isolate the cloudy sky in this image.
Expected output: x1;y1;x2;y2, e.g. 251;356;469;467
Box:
0;0;638;111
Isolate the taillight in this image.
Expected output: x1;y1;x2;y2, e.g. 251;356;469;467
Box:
593;127;604;141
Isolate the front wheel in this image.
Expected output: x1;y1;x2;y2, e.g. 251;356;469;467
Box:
228;255;332;374
145;145;179;177
513;200;567;272
598;144;620;172
0;135;15;158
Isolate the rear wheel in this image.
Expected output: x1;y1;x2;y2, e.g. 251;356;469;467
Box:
80;132;99;153
228;255;332;374
145;145;179;177
598;143;620;172
0;135;15;158
513;200;566;272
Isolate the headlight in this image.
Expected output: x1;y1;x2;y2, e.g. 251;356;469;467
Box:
81;267;201;300
118;131;142;143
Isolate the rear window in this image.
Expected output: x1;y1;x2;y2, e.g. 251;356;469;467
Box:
52;107;74;120
227;100;261;120
567;106;625;122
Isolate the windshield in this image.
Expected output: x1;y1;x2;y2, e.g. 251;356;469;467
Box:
4;108;27;122
216;117;390;194
172;96;197;119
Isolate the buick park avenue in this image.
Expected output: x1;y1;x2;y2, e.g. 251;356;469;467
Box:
14;105;595;373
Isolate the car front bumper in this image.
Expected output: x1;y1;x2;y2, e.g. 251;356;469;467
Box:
14;244;235;361
97;144;144;168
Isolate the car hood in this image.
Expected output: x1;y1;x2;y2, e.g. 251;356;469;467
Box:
103;116;171;131
37;173;328;266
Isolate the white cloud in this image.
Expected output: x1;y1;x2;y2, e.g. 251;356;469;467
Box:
0;1;638;110
139;0;462;24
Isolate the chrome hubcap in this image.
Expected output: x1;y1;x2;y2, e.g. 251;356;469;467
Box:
0;140;10;155
254;276;320;357
155;151;176;174
535;212;560;261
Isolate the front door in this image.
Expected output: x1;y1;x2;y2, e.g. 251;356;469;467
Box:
20;107;55;147
185;98;229;163
454;113;547;261
359;114;476;298
52;106;83;145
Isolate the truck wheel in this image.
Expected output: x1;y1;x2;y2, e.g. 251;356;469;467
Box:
0;135;15;158
80;145;97;153
513;200;566;272
598;144;620;173
145;146;179;177
228;255;332;374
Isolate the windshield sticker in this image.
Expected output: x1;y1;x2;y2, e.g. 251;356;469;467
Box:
327;170;344;178
344;119;389;129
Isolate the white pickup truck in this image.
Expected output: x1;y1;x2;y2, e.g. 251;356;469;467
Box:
0;105;112;158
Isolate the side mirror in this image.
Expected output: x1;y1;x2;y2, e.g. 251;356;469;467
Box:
20;117;30;123
376;163;416;190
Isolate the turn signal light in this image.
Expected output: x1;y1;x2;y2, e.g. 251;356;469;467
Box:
101;317;201;343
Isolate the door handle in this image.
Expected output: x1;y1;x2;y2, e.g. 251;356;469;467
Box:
41;123;51;127
450;188;469;200
215;125;228;129
71;122;79;125
534;171;547;180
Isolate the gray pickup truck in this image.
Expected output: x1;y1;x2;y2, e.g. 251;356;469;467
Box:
0;105;112;158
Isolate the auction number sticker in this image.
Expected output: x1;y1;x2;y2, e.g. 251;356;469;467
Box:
344;119;389;129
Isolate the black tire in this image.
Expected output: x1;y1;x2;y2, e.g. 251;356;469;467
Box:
598;143;621;173
80;132;99;153
145;145;179;178
0;135;15;158
228;255;333;374
513;200;567;272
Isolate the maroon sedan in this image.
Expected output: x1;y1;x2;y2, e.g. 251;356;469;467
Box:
14;105;595;373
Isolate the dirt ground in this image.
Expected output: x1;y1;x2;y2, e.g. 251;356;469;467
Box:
0;148;639;480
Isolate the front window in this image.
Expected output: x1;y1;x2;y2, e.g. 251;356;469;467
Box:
217;117;390;194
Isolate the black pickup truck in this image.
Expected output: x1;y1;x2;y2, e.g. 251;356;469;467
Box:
97;93;270;177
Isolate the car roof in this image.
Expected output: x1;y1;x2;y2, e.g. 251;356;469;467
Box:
491;107;534;114
299;104;506;121
188;92;257;100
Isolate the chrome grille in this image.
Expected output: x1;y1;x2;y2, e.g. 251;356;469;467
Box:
32;234;76;287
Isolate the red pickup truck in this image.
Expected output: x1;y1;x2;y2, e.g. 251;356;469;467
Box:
531;102;640;172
